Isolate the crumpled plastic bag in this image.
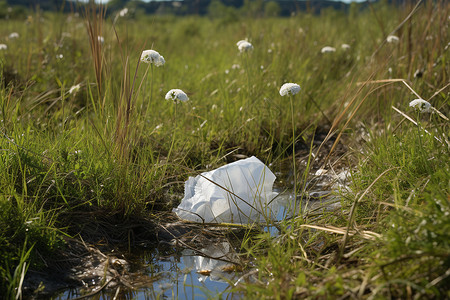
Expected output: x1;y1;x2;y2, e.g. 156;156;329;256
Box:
173;156;279;224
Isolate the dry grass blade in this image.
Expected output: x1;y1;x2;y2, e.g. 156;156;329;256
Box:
391;106;420;125
428;82;450;101
431;107;449;121
357;78;422;99
425;268;450;290
15;262;26;300
300;224;381;241
84;2;106;102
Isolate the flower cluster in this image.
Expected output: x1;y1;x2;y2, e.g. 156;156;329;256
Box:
237;40;253;53
165;89;189;103
386;35;400;43
69;84;82;95
279;83;301;96
0;44;7;50
118;8;128;17
141;49;165;67
9;32;19;39
321;46;336;53
409;99;432;113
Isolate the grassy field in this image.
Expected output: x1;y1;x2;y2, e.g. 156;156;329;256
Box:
0;0;449;298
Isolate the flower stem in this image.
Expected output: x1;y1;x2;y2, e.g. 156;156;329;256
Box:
167;103;178;162
242;53;251;107
150;64;154;105
290;95;298;214
145;64;154;118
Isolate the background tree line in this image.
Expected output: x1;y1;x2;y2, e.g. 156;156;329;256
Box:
1;0;370;18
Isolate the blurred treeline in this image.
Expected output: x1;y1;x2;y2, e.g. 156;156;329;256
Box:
1;0;370;18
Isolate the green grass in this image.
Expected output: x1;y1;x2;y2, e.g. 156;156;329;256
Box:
0;0;449;298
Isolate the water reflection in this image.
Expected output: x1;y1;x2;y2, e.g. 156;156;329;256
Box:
54;241;242;299
182;242;240;283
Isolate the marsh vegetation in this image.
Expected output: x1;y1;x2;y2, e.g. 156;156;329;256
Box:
0;0;449;298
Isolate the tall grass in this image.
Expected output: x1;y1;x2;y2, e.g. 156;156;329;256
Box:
0;0;448;297
235;1;449;298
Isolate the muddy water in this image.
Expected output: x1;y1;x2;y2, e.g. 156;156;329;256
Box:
51;171;347;299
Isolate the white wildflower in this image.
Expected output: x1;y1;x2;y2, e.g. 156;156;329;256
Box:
409;99;432;113
141;49;165;67
341;43;351;50
9;32;19;39
118;8;128;17
237;40;253;53
0;44;7;50
279;83;301;96
69;84;81;94
165;89;189;103
321;46;336;53
97;36;104;44
236;40;248;47
386;35;399;43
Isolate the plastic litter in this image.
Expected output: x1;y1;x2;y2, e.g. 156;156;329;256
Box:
173;156;279;224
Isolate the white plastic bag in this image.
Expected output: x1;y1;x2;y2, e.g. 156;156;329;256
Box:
173;156;279;224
